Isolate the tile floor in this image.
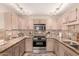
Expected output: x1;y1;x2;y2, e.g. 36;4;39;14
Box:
24;47;55;56
23;52;55;56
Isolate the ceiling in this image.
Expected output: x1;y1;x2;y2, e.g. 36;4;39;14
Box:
8;3;72;16
20;3;62;15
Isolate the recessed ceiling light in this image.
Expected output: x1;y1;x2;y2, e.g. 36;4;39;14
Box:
10;3;32;15
49;3;69;15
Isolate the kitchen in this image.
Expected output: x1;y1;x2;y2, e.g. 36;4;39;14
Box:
0;3;79;56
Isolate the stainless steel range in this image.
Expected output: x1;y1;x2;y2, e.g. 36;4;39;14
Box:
33;36;46;53
33;36;46;47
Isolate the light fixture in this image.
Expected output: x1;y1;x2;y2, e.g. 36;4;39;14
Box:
56;3;69;13
9;3;32;15
9;3;22;14
56;3;63;11
49;3;69;15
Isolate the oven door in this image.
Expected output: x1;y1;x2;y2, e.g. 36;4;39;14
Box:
33;40;46;47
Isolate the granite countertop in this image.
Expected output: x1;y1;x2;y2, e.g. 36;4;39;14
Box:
0;36;27;53
54;38;79;55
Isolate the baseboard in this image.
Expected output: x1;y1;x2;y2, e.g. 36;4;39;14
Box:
25;51;32;53
22;51;26;56
47;51;55;53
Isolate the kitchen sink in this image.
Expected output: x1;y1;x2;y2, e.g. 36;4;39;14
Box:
70;44;79;49
63;41;76;45
63;40;79;49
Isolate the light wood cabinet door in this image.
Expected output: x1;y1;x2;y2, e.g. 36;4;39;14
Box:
46;39;53;52
64;47;78;56
54;40;59;56
68;25;75;32
0;48;13;56
58;43;65;56
53;40;63;56
19;39;25;56
13;43;20;56
11;13;18;29
25;39;32;52
0;39;26;56
4;12;12;30
77;8;79;20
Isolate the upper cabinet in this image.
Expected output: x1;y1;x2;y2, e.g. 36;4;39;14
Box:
4;11;20;30
20;18;26;29
4;12;12;30
77;8;79;21
11;12;19;29
57;7;79;30
18;16;31;30
33;19;46;24
4;11;28;30
69;8;77;22
0;12;5;29
62;8;77;25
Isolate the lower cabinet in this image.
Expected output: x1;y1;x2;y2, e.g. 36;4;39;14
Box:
47;39;54;52
0;39;25;56
13;43;20;56
64;50;73;56
63;45;78;56
19;39;25;56
25;39;32;52
54;40;60;56
0;48;13;56
54;39;78;56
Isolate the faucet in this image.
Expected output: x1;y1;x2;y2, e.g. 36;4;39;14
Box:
59;32;62;41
